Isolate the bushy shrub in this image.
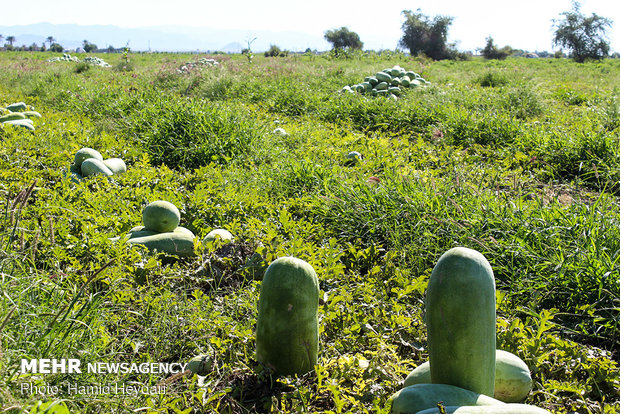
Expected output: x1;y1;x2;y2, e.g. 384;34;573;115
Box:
264;45;289;57
475;71;509;87
502;87;544;119
74;62;90;74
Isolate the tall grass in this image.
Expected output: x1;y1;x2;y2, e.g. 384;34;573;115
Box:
123;94;267;168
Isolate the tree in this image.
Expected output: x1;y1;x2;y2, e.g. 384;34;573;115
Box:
264;44;288;57
552;1;613;62
49;43;63;52
324;27;363;50
399;9;455;60
82;40;97;53
6;36;15;46
481;36;511;60
46;36;55;49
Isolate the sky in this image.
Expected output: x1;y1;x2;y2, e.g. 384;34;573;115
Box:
1;0;619;52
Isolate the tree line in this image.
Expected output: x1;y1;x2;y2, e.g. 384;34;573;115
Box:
323;1;614;62
0;2;614;62
0;35;102;53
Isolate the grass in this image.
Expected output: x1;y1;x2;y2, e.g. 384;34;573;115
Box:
0;51;619;413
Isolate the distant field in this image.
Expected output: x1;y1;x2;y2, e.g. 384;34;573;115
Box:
0;51;619;413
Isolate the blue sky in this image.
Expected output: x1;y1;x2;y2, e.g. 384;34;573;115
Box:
1;0;618;52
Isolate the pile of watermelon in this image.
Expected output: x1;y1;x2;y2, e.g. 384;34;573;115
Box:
341;65;430;99
47;53;80;63
177;57;219;74
48;54;111;67
69;147;127;182
82;56;111;67
0;102;41;131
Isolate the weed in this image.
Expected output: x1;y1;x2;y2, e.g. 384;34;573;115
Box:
475;71;509;87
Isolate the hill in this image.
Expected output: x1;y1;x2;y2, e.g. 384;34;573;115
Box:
0;22;337;52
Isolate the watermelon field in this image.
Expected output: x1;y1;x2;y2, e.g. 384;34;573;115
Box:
0;50;619;413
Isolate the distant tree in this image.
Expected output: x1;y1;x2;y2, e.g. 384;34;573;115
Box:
398;9;456;60
0;35;4;47
40;42;46;52
46;36;55;49
264;44;289;57
28;42;40;51
511;49;525;57
264;44;279;57
552;1;613;62
481;36;511;60
49;43;63;52
324;27;363;50
6;36;15;46
82;40;97;53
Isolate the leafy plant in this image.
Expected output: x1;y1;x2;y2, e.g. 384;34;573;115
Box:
242;37;256;64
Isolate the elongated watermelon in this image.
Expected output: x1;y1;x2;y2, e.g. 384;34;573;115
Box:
375;82;389;91
376;72;392;83
2;119;34;131
389;384;503;414
426;247;496;396
81;158;114;177
22;111;42;118
256;256;319;376
389;86;401;96
127;226;195;257
0;113;26;122
415;404;551;414
6;102;28;112
404;350;532;402
103;158;127;175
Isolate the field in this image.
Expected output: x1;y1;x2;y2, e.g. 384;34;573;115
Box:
0;50;619;413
